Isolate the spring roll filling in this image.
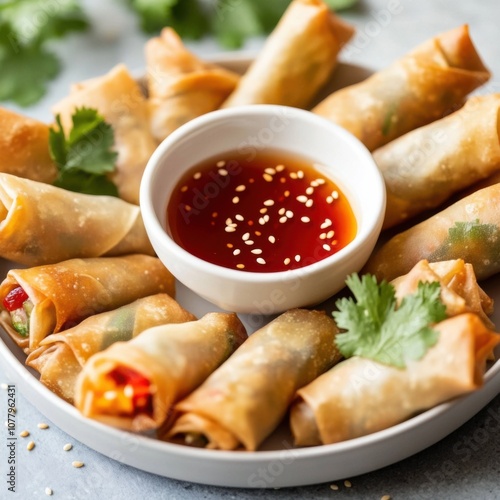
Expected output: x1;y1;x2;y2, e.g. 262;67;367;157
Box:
2;286;33;337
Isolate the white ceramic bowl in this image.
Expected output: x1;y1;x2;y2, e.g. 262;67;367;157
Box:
140;105;386;314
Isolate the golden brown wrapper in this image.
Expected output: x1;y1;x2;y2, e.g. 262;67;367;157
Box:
313;25;490;151
74;312;247;432
375;94;500;229
167;309;341;451
290;313;500;446
221;0;354;109
52;64;157;204
0;173;155;265
0;255;175;352
146;28;240;142
26;294;195;403
363;183;500;282
0;107;57;184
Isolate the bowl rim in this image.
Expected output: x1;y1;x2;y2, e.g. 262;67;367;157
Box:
140;104;386;285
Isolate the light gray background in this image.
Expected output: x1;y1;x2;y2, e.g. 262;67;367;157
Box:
1;0;500;498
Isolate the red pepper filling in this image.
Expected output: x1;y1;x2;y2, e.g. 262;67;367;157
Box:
108;366;153;417
3;286;29;312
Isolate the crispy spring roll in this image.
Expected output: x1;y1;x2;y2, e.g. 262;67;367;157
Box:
364;183;500;282
0;255;175;353
0;108;57;184
52;64;157;204
221;0;354;109
290;313;500;446
146;28;240;142
313;25;490;151
391;259;494;328
74;312;247;432
0;173;155;266
167;309;341;451
375;94;500;229
26;294;195;403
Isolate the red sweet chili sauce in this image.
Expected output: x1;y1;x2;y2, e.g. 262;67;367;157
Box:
167;150;357;273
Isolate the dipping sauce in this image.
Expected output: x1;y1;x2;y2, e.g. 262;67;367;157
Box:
167;150;357;273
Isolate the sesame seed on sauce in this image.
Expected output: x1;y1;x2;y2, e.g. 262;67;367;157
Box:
167;150;357;272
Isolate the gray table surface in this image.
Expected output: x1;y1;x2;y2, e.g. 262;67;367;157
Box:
1;0;500;498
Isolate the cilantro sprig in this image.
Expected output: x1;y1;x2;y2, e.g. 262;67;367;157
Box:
49;107;119;196
333;274;447;368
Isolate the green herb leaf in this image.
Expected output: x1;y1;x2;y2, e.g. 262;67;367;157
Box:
324;0;359;10
333;274;446;368
126;0;178;33
49;107;119;197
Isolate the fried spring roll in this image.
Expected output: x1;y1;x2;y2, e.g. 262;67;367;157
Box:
221;0;354;109
0;173;155;265
364;183;500;282
26;294;195;403
167;309;341;451
0;107;57;184
52;64;157;204
375;94;500;228
74;312;247;432
0;255;175;352
313;25;490;151
146;28;240;142
290;313;500;446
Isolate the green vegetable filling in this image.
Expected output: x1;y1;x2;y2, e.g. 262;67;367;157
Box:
10;300;33;338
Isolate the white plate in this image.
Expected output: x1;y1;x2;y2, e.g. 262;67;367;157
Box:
1;57;499;489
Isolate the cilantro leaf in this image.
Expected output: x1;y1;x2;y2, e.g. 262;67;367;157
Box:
49;108;119;197
126;0;178;33
333;274;447;368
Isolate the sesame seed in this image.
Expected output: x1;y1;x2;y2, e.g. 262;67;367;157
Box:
27;441;35;451
263;173;273;182
236;264;245;269
37;423;49;430
264;167;276;175
245;240;254;245
297;170;304;179
263;199;274;206
279;216;287;223
45;487;53;496
123;385;134;398
306;187;314;195
254;231;262;236
289;172;298;179
310;180;319;187
232;196;239;204
276;164;285;172
242;232;250;241
258;217;266;225
296;195;308;203
63;443;73;452
316;178;326;185
327;230;335;238
20;430;29;438
284;190;290;197
227;243;233;248
216;160;226;167
301;216;310;223
72;461;84;468
278;207;285;215
332;190;339;199
226;217;232;225
330;484;339;490
259;207;268;214
344;480;352;488
225;226;236;233
326;196;333;204
295;255;301;262
193;172;201;180
219;169;228;176
285;210;293;218
284;258;291;265
305;199;313;208
256;258;266;265
235;185;246;192
268;236;276;244
235;214;244;221
251;249;263;254
320;219;332;229
323;244;331;251
264;215;270;222
320;233;327;240
233;249;241;256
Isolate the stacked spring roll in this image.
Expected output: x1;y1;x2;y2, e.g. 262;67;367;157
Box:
221;0;354;109
167;309;342;450
0;255;175;352
27;294;196;403
0;173;155;265
313;25;490;151
74;312;247;432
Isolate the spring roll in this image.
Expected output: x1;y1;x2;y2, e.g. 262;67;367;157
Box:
146;28;240;142
0;255;175;353
375;94;500;229
313;25;490;151
26;294;195;403
52;64;157;204
167;309;341;451
0;173;155;266
364;183;500;282
221;0;354;109
290;313;500;446
391;259;494;328
0;107;57;184
74;312;247;432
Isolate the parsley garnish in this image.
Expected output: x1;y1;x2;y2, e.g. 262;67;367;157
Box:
49;107;119;197
333;274;447;368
